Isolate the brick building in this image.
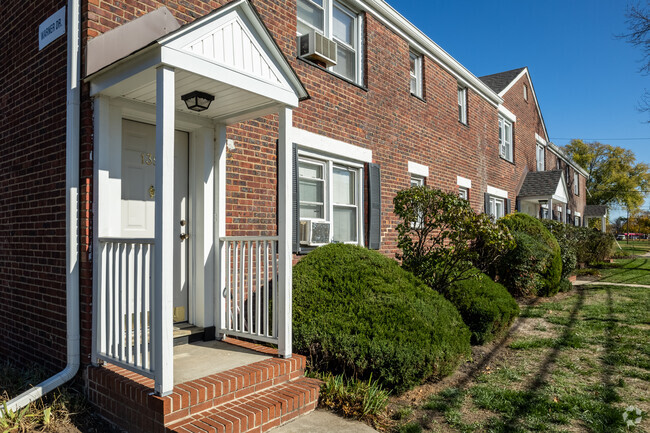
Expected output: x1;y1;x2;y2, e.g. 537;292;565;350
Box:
0;0;589;431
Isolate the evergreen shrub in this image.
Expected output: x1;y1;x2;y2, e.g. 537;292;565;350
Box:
293;244;471;393
499;213;562;297
441;269;520;345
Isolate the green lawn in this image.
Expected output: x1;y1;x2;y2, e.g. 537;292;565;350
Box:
389;284;650;433
615;239;650;257
597;258;650;285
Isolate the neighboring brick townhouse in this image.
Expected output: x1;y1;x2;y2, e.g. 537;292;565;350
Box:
0;0;590;431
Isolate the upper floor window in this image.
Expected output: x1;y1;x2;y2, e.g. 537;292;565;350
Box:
458;87;467;124
498;116;513;162
573;171;579;195
409;51;423;98
536;144;545;171
459;186;469;200
410;175;424;187
523;83;528;101
556;158;562;170
297;0;362;83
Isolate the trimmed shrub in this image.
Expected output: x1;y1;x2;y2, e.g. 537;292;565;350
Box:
496;231;551;297
293;244;471;393
558;278;573;293
573;227;615;264
541;220;578;279
499;213;562;297
441;270;520;345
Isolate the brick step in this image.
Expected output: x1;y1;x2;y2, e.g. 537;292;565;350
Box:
159;344;308;426
167;377;321;433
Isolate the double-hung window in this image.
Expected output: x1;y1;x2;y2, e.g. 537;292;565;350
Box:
537;144;545;171
299;155;362;244
297;0;362;83
498;116;513;162
459;187;469;200
409;51;423;97
458;87;467;124
489;196;505;219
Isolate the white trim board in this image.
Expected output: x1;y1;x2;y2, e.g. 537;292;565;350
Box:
487;185;508;199
457;176;472;189
408;161;429;177
293;128;372;163
498;105;516;123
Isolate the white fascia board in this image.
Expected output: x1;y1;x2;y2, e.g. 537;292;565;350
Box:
293;128;372;163
88;45;161;96
535;133;547;146
408;161;429;177
351;0;501;108
547;143;589;178
487;185;508;199
498;105;516;123
552;175;569;203
161;47;300;107
498;68;549;142
457;176;472;189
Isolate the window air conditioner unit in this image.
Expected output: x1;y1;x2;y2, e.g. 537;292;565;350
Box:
300;220;331;246
298;31;337;67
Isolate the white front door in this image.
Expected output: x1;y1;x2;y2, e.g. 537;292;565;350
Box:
121;119;190;323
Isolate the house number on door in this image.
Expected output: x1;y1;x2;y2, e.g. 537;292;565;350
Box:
140;153;156;166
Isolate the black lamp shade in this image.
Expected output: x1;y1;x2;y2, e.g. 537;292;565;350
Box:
181;91;214;112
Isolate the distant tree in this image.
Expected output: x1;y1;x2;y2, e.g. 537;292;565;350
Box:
620;3;650;119
564;139;650;211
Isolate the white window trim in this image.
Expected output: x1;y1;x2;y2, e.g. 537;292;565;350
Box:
293;128;372;162
537;143;545;171
498;115;513;162
458;86;467;124
535;133;547;146
487;185;508;199
457;176;472;189
410;175;425;187
409;50;423;97
458;186;469;200
574;211;581;217
489;196;505;219
408;161;429;178
298;152;364;245
297;0;363;84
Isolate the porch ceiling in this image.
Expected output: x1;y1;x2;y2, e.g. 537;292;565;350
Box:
100;68;281;124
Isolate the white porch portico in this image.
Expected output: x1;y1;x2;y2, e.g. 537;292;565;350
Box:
87;1;308;396
517;170;569;221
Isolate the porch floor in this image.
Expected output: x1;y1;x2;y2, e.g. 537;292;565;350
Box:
173;339;272;384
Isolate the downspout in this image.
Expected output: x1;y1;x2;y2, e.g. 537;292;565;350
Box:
2;0;80;414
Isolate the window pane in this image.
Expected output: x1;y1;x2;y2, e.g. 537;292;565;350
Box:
410;53;416;75
300;204;324;219
333;45;355;80
299;179;324;203
299;161;323;179
297;0;324;33
333;5;354;45
333;206;357;242
333;167;355;205
410;77;417;94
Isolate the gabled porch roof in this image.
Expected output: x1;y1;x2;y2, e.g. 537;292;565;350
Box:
85;0;308;124
518;170;569;204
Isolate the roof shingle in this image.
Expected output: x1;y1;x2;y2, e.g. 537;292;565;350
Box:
479;67;526;94
518;170;563;198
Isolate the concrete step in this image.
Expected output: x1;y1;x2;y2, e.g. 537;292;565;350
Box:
173;324;206;346
166;377;321;433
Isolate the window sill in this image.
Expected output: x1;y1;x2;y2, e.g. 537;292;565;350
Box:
297;57;368;92
410;93;426;103
499;155;515;166
458;120;468;127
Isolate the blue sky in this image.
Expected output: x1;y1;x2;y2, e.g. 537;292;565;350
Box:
388;0;649;217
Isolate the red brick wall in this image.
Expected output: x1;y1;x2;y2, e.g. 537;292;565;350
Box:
0;0;69;371
84;0;517;260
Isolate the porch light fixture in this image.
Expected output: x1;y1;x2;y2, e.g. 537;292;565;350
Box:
181;91;214;112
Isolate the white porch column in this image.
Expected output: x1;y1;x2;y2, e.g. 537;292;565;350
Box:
601;216;607;232
277;107;293;358
547;198;553;220
153;65;175;396
215;124;227;340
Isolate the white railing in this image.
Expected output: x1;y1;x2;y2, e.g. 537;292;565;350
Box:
96;238;155;378
219;237;279;344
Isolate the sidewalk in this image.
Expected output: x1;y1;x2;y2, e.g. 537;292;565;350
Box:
573;279;650;288
271;409;378;433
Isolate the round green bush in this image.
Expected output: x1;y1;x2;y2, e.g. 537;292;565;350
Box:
499;213;562;296
442;269;520;345
292;244;471;393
